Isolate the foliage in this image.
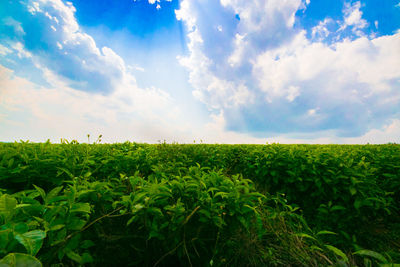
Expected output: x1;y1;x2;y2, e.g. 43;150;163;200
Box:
0;141;399;266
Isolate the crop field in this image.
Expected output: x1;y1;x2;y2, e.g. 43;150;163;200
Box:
0;141;399;266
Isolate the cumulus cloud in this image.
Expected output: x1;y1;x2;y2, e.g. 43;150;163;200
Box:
340;1;368;36
176;6;254;110
176;0;400;138
0;0;190;143
147;0;172;9
176;0;303;110
1;63;398;144
311;18;334;41
1;0;398;144
253;31;400;135
307;1;373;43
1;0;139;93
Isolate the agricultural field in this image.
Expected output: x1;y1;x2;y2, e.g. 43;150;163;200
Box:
0;141;399;266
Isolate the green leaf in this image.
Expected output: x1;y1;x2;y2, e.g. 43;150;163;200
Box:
132;204;144;213
66;250;82;264
147;207;163;217
310;245;324;252
214;192;228;199
66;234;81;250
330;205;346;212
0;253;42;267
13;223;29;234
364;258;373;267
56;167;74;179
15;204;32;209
0;195;17;221
325;245;349;263
243;204;258;214
198;209;211;219
80;240;95;249
32;185;46;203
296;233;317;241
353;250;388;263
81;252;94;264
0;229;12;250
67;218;87;231
49;224;65;231
7;158;14;169
316;230;337;236
14;230;46;256
50;228;67;246
70;203;91;214
127;216;136;226
45;186;63;204
349;186;357;196
354;199;363;210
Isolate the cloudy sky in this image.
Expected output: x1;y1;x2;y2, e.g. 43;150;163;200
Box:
0;0;399;144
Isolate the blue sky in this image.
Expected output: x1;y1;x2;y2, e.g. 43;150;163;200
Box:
0;0;399;143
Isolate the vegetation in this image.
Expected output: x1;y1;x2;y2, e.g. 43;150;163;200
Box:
0;139;399;266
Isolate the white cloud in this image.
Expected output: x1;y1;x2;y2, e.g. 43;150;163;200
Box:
220;0;302;30
2;63;398;144
0;64;185;143
176;0;302;110
27;1;42;14
2;0;399;144
311;18;333;41
12;42;32;58
176;0;400;138
177;24;254;109
15;0;151;93
175;0;196;30
221;0;302;64
307;109;317;116
133;65;145;72
199;111;267;144
0;44;12;56
343;119;400;144
254;32;400;98
148;0;173;9
199;110;400;144
309;1;371;42
341;1;368;36
228;33;246;67
286;86;300;102
3;17;25;35
44;11;59;24
0;0;195;143
253;31;400;118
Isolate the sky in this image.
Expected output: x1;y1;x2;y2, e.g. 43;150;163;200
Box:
0;0;399;144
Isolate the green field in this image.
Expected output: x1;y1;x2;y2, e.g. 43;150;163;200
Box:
0;141;399;266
